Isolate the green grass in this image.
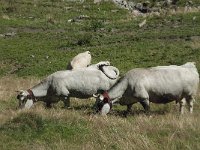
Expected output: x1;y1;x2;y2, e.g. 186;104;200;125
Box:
0;0;199;76
0;0;200;149
1;99;200;150
0;112;90;149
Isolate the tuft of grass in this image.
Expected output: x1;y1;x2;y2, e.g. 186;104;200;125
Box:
0;110;90;150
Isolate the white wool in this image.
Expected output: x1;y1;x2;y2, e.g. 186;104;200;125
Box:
101;103;111;115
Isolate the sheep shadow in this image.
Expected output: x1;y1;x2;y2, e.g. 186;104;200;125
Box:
71;104;171;117
107;109;171;118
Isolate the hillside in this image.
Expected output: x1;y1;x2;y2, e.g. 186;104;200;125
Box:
0;0;200;149
1;0;200;76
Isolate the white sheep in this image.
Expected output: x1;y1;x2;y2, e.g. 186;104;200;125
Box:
17;62;119;109
67;51;91;70
95;62;199;115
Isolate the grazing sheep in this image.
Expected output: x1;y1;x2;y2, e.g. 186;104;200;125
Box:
67;51;91;70
17;63;119;109
94;62;199;115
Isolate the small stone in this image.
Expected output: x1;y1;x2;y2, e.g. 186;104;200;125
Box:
5;32;16;37
139;19;147;28
0;34;5;38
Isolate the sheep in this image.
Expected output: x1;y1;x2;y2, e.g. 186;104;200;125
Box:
16;62;120;109
94;62;199;115
66;51;91;70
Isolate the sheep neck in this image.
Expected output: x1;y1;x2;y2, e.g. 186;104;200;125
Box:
107;77;128;101
30;77;51;97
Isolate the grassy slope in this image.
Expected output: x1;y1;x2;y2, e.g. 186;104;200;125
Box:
0;0;200;76
0;0;200;149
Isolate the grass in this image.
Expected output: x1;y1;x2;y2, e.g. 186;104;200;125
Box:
0;0;200;149
0;76;200;150
1;0;200;76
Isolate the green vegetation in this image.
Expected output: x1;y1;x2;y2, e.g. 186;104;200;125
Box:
0;0;200;76
0;0;200;149
0;111;90;149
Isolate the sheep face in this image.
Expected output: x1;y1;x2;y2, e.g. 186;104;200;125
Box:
17;90;34;109
93;93;111;115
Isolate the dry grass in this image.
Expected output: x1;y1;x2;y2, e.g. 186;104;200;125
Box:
190;36;200;49
0;76;200;150
0;75;39;100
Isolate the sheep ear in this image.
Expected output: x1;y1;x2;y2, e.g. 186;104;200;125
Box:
93;94;100;98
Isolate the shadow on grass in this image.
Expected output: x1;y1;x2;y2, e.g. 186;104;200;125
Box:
70;103;172;117
108;109;171;118
70;103;93;110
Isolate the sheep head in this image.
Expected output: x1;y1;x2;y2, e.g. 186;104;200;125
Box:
93;92;112;115
16;89;35;109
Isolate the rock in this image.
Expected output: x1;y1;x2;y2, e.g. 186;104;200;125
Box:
187;0;193;5
135;3;143;11
128;2;136;9
111;9;119;13
2;15;10;20
5;32;16;37
68;19;74;23
31;55;35;58
0;34;5;38
139;19;147;28
132;10;143;17
64;7;72;11
68;15;90;23
163;0;172;7
184;6;192;12
171;0;179;5
77;15;90;19
135;2;150;13
94;0;101;4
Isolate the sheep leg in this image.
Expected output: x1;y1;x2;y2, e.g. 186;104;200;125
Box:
140;99;150;112
135;86;150;112
45;95;53;108
46;88;54;108
63;97;71;108
186;96;194;113
59;87;70;108
123;104;133;117
179;98;186;114
46;101;52;108
127;104;133;113
93;98;99;111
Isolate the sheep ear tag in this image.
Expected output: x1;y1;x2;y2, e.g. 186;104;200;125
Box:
101;103;110;115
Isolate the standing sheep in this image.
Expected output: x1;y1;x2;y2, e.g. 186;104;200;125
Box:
95;62;199;115
16;63;120;109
